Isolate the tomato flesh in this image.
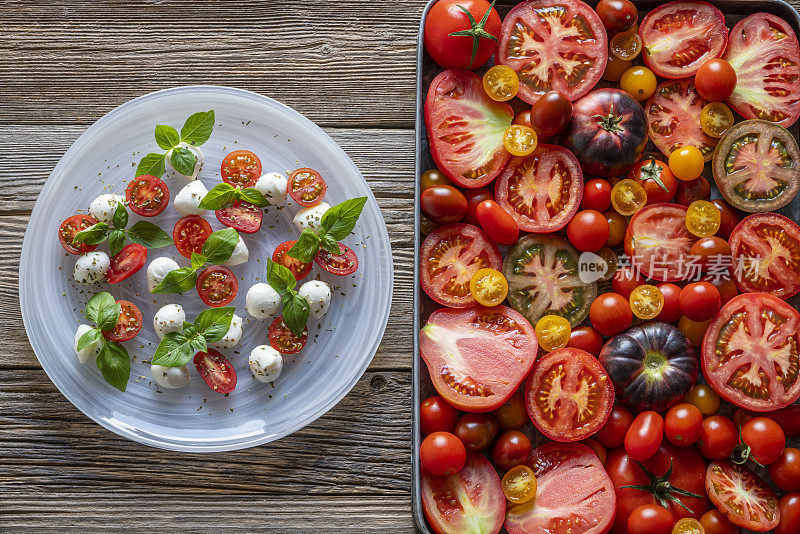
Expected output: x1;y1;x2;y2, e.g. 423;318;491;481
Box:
705;461;780;531
625;203;698;282
125;174;169;217
221;150;261;188
173;215;212;259
215;201;263;234
58;214;99;255
106;243;147;284
196;265;238;307
194;348;237;394
273;240;312;280
288;168;327;207
103;300;143;343
268;316;308;355
315;242;359;276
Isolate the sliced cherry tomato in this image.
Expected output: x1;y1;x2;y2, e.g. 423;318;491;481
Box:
664;403;703;447
453;413;499;452
491;430;531;472
503;124;538;157
695;58;737;102
611;178;647;216
566;209;610;253
215;201;263;234
589;292;632;337
268;316;308;355
196;265;238;307
420;431;466;476
625;411;664;461
58;214;99;255
172;215;212;259
705;461;780;532
103;300;142;342
529;90;573;137
656;282;683;322
596;0;638;33
314;242;358;276
106;243;147;284
420;169;451;190
769;448;800;491
566;326;604;357
672;518;704;534
272;240;312;280
676;177;711;206
491;389;527;430
620;66;657;101
474;199;518;246
534;314;572;353
469;268;508;307
596;404;634;449
194;349;236;394
420;395;459;436
221;149;261;188
288;168;326;207
501;465;537;504
685;200;721;238
701;102;734;139
742;417;786;465
625;203;698;282
669;146;705;182
629;157;677;205
421;185;468;225
629;284;664;320
482;65;519;102
679;282;721;322
776;493;800;534
582;178;612;212
125;174;169;216
628;504;674;534
685;384;720;417
700;509;740;534
611;25;643;61
423;0;501;71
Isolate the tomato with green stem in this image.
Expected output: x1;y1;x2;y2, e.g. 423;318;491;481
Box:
630;157;676;205
420;396;459;436
740;417;785;465
420;431;466;476
423;0;501;70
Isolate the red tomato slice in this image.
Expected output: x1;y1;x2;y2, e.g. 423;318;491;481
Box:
421;452;505;534
702;293;800;412
424;69;513;188
288;168;326;207
215;201;263;234
221;150;261;188
172;215;212;259
419;305;538;412
419;223;502;308
639;1;727;79
268;316;308;355
724;13;800;127
730;213;800;299
494;144;584;233
58;214;99;255
505;442;616;534
624;203;698;282
106;243;147;284
103;300;143;342
314;243;358;276
194;349;237;394
196;265;238;307
495;0;608;103
125;175;169;217
272;240;312;280
526;347;614;442
645;79;718;161
705;461;780;531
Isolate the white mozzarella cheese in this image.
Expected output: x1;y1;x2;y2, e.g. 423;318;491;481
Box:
89;193;126;224
249;345;283;383
254;172;288;206
223;235;249;267
245;283;281;319
173;180;208;215
209;313;243;349
151;364;191;389
153;304;185;339
74;324;102;364
293;202;330;233
73;251;110;284
298;280;332;319
147;257;180;293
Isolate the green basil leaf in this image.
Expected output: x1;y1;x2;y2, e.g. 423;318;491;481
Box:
73;222;110;245
190;252;207;270
198;183;239;210
180;110;215;145
97;302;121;332
151;332;194;367
127;220;173;248
191;336;208;353
136;152;167;178
154;124;180;150
97;341;131;392
321;197;367;240
288;228;321;263
266;259;297;299
202;227;239;265
85;291;115;323
151;266;198;294
194;306;235;343
170;146;197;176
111;202;128;229
76;327;103;352
182;321;194;331
319;233;342;255
240;187;270;207
182;323;198;339
108;229;127;257
283;293;310;339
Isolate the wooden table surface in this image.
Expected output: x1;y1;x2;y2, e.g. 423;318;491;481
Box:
0;0;425;530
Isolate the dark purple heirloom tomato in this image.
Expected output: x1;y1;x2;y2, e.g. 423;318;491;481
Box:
565;88;648;177
599;322;698;413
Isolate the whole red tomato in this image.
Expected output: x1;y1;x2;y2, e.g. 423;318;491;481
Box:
491;389;528;430
567;326;605;356
664;403;703;447
463;187;493;223
423;0;501;70
625;411;663;461
765;405;800;437
420;395;460;435
612;266;645;299
769;447;800;491
695;59;737;102
530;90;573;137
454;413;499;452
491;430;531;471
421;185;468;224
655;283;682;322
700;509;740;534
420;431;466;476
709;198;742;240
675;177;711;206
475;199;519;246
679;282;721;322
776;493;800;534
590;292;632;337
582;178;613;212
742;417;786;465
627;504;673;534
567;210;610;252
629;157;677;205
698;415;738;461
596;0;638;33
596;404;634;449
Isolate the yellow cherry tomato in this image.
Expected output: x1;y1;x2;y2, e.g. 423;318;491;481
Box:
535;315;571;352
686;200;721;237
672;518;704;534
668;146;705;181
501;465;537;504
503;125;538;157
629;284;665;320
483;65;520;102
700;102;735;139
603;55;633;82
610;26;642;61
470;268;508;307
611;179;647;216
620;66;657;101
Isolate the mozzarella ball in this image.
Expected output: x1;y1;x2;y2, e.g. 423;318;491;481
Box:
74;324;102;364
249;345;283;383
246;283;281;319
147;257;180;293
151;364;190;389
223;235;249;267
298;280;332;319
209;313;243;349
166;142;204;180
293;202;330;233
173;180;208;215
89;193;126;224
153;304;185;339
254;172;288;205
73;251;110;284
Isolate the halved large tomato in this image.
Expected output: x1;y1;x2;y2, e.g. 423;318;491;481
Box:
645;79;718;161
730;213;800;298
494;144;583;233
419;305;538;412
424;69;513;188
525;348;614;442
706;461;780;532
502;234;596;327
702;293;800;411
625;203;698;282
420;224;502;308
421;452;505;534
724;13;800;127
639;1;728;79
495;0;608;103
505;442;616;534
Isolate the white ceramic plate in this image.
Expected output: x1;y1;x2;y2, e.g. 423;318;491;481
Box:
20;86;393;452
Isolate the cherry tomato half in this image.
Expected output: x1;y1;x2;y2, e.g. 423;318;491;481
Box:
106;243;147;284
625;411;664;461
701;102;735;139
221;150;261;188
482;65;519;102
314;243;359;275
535;315;571;352
503;124;538;156
126;174;169;217
420;431;466;476
695;58;737;103
610;25;643;61
421;185;468;225
215;201;263;234
196;265;238;307
590;292;632;337
268;316;308;355
194;348;237;393
272;240;312;280
58;214;99;255
501;465;537;504
611;179;647;216
665;403;703;447
629;284;664;320
173;215;212;259
567;210;610;253
742;417;786;465
420;396;460;436
475;199;519;245
289;168;327;207
469;268;508;307
685;200;721;238
103;300;143;343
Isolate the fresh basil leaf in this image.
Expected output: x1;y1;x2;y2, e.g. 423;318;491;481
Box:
97;302;122;332
319;233;342;255
321;197;367;240
111;202;128;229
108;229;127;257
127;220;173;249
151;332;194;367
182;323;198;339
198;183;239;210
240;187;270;207
180;110;215;145
73;222;110;245
85;291;115;323
202;228;239;265
190;252;207;270
283;293;310;338
97;341;130;392
194;306;235;343
266;259;297;299
191;336;208;353
154;124;180;150
136;152;167;178
151;266;198;294
76;327;103;352
170;146;197;177
182;321;194;331
288;228;321;263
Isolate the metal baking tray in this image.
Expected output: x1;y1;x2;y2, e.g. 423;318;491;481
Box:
413;0;800;532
